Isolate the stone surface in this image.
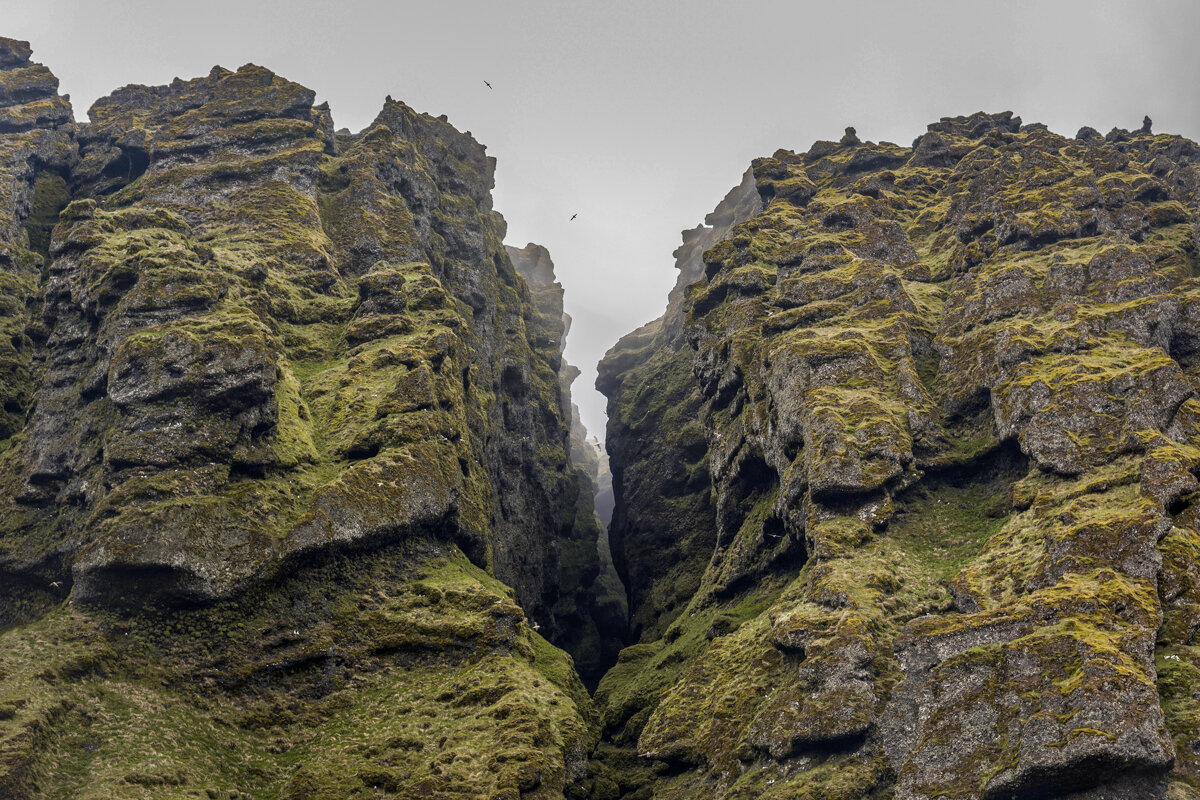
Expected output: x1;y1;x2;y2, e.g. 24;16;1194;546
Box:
0;64;592;617
0;37;74;445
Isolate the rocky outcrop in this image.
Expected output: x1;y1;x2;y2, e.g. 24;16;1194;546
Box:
0;58;584;609
592;113;1200;799
0;39;601;799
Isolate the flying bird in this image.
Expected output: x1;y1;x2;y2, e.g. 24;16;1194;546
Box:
570;213;577;221
484;80;493;89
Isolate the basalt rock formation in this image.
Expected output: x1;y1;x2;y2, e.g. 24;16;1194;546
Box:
592;113;1200;799
0;37;603;799
3;32;1200;800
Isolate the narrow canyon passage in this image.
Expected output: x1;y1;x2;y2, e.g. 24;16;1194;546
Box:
0;31;1199;800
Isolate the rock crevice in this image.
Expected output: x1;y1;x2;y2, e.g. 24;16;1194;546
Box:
3;34;1200;800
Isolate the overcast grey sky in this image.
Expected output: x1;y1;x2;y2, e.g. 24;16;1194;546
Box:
4;0;1198;438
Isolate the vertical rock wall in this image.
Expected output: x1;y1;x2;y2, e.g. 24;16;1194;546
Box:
508;241;627;686
593;115;1200;799
0;36;74;446
0;39;602;799
597;168;762;641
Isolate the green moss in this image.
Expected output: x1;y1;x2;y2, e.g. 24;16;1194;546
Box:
23;171;69;258
1157;645;1200;792
594;572;787;745
637;613;785;767
890;483;1012;582
655;752;885;800
953;458;1146;610
0;543;593;799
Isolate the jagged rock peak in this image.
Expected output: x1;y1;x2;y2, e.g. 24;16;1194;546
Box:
0;37;72;133
0;36;33;67
507;241;559;289
368;95;497;196
73;62;334;199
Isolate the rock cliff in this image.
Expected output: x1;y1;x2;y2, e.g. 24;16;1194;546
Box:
0;38;602;798
593;114;1200;799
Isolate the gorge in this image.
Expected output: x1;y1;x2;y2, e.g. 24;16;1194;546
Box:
1;36;1199;800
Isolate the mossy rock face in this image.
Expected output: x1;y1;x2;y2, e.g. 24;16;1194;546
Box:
596;112;1200;798
0;54;594;614
0;542;593;800
885;461;1174;799
0;39;76;445
0;41;606;797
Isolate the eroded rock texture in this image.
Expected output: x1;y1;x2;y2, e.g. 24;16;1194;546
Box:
596;167;763;642
591;114;1200;799
0;40;601;799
